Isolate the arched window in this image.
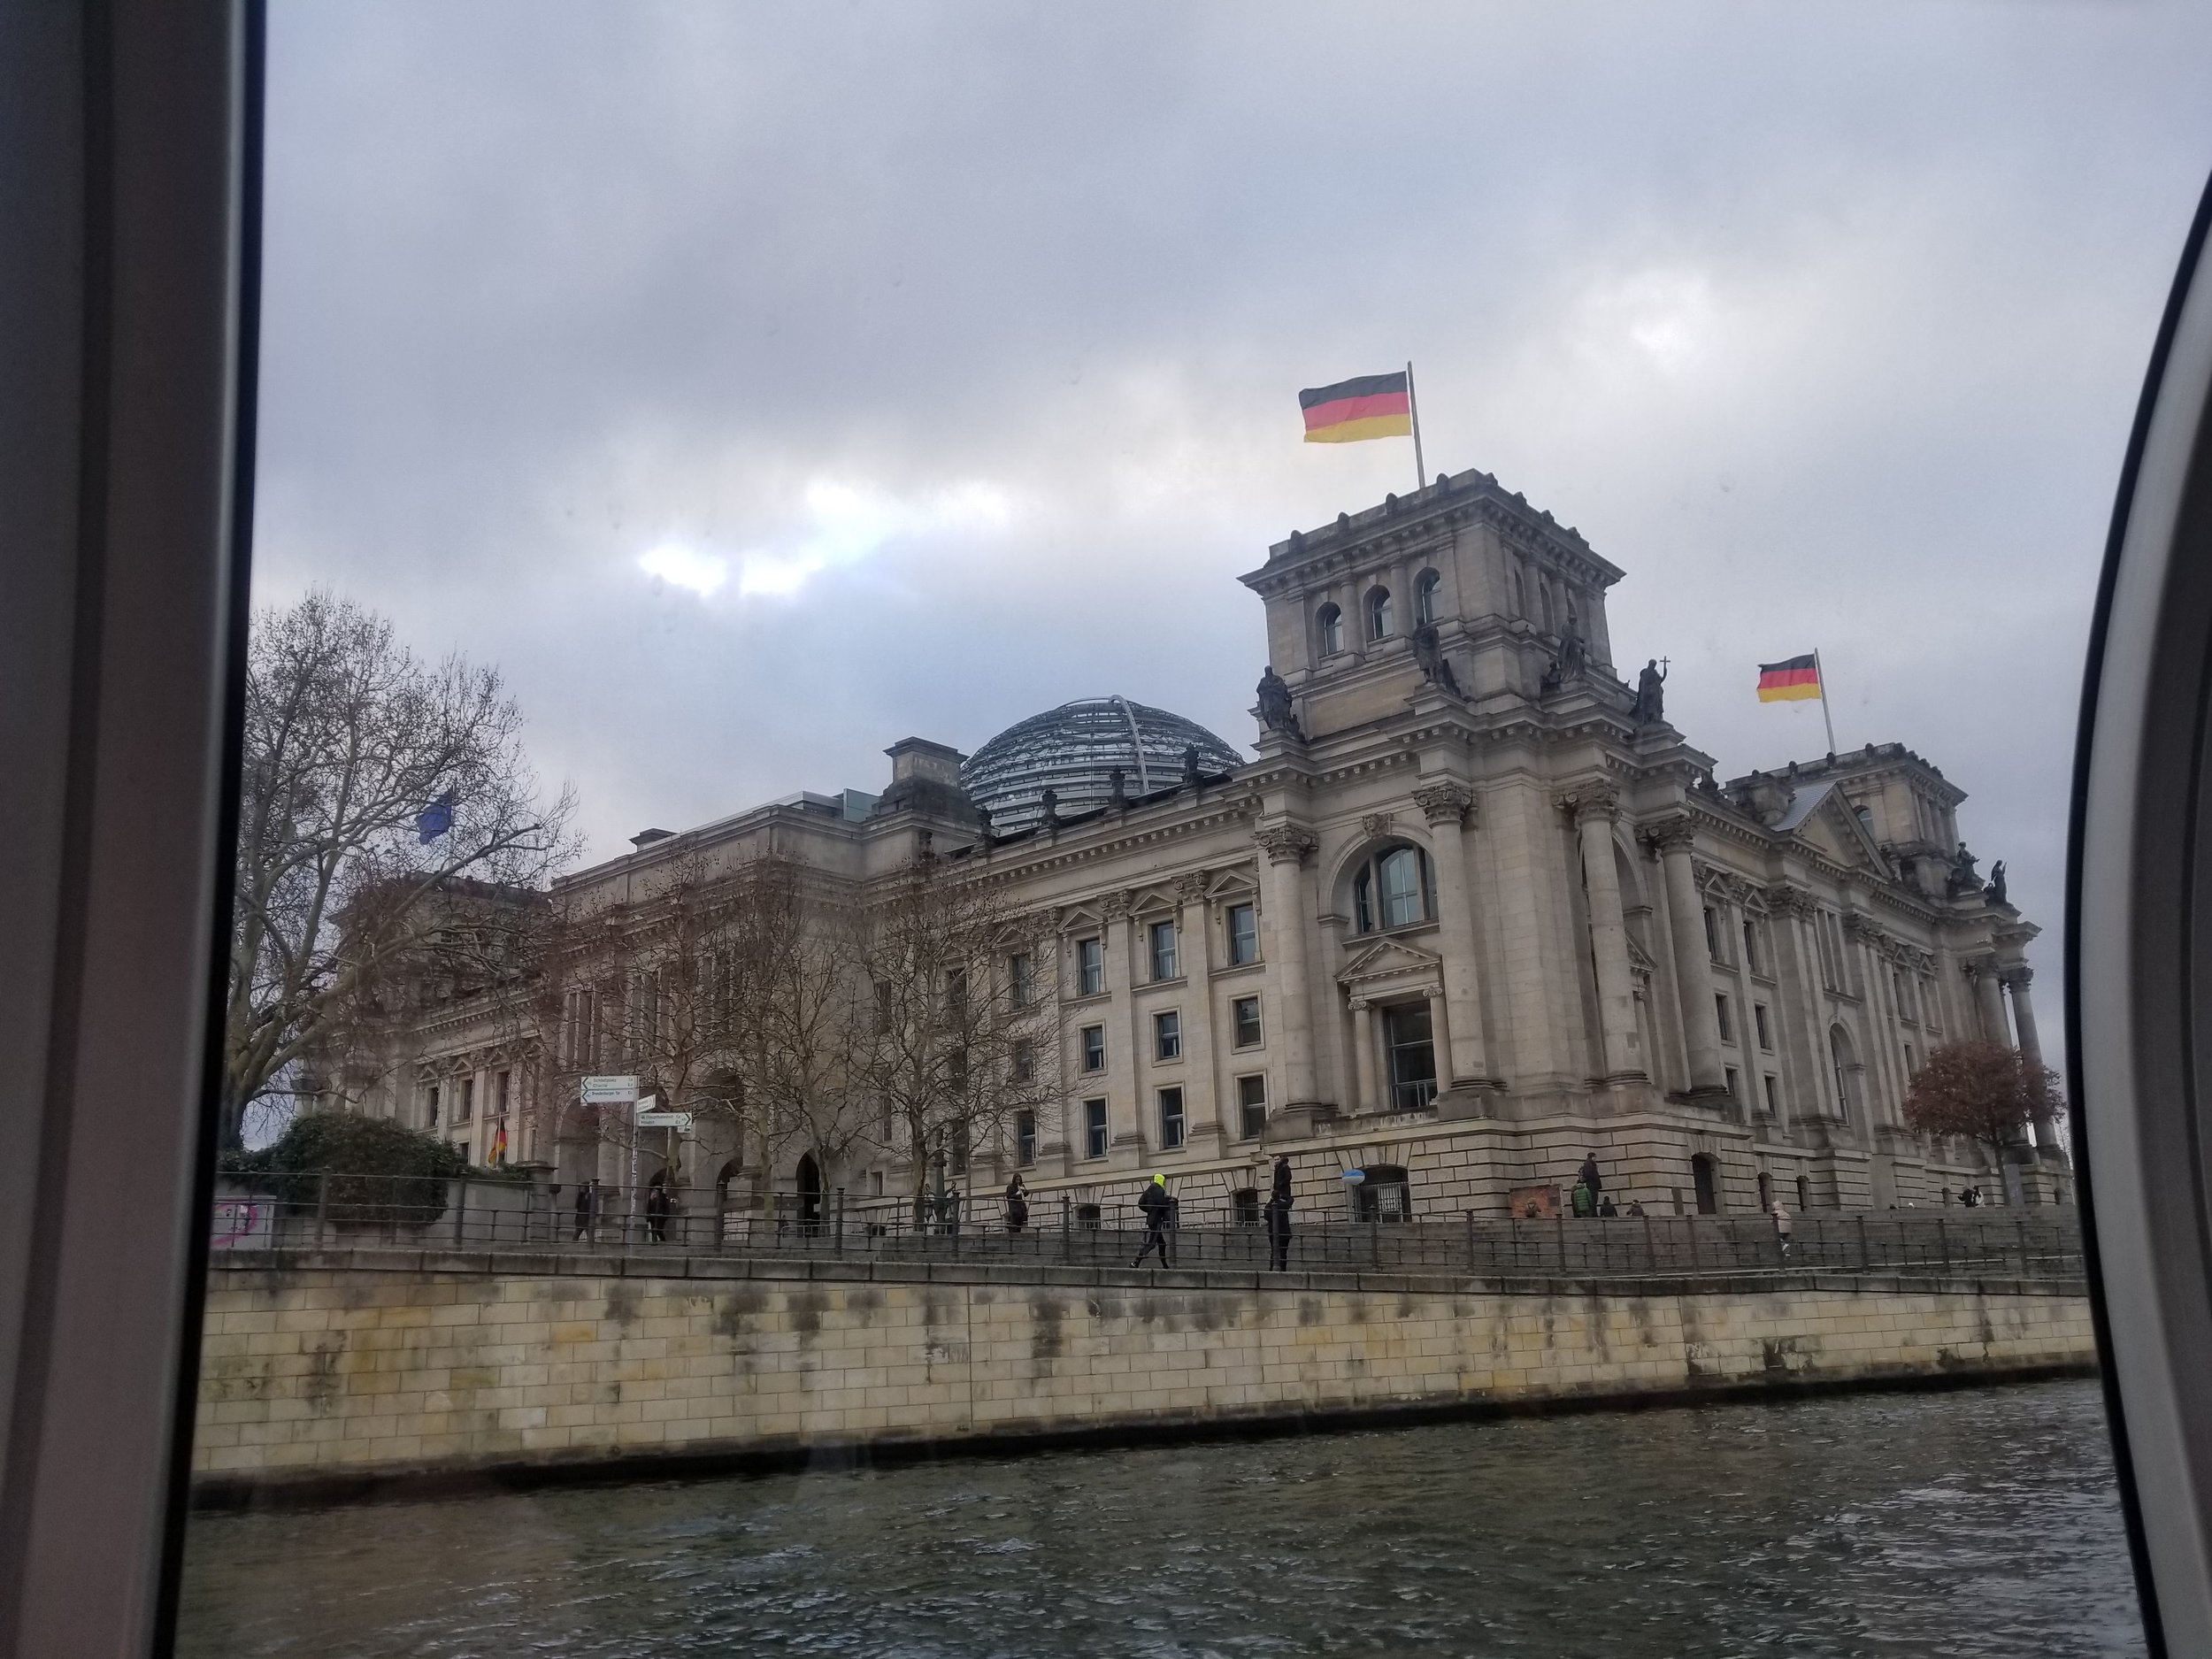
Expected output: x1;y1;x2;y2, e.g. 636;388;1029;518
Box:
1317;603;1343;657
1414;569;1440;626
1756;1171;1774;1210
1795;1174;1810;1210
1366;586;1393;641
1511;567;1527;618
1829;1024;1862;1122
1353;843;1434;933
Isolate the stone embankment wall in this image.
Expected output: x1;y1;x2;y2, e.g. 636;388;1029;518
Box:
192;1252;2095;1497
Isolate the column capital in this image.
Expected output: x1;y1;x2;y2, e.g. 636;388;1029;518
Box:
1764;884;1816;918
1642;813;1696;854
1962;954;2001;980
1412;780;1476;827
1999;964;2034;989
1555;780;1621;822
1175;872;1210;904
1254;826;1317;866
1102;889;1134;920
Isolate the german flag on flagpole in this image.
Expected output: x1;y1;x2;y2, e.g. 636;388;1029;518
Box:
1300;371;1413;444
1756;654;1822;703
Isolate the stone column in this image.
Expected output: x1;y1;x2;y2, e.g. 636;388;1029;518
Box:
1256;826;1320;1105
2002;966;2064;1161
1411;780;1489;1084
1425;985;1454;1102
1970;957;2009;1045
1350;997;1379;1112
1177;872;1221;1138
1650;817;1728;1095
1560;784;1644;1081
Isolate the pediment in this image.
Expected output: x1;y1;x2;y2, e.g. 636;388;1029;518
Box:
1337;934;1443;992
1793;791;1891;877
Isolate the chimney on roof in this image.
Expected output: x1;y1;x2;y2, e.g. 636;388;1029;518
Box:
630;828;673;850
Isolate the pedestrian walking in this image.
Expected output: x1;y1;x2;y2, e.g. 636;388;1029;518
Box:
573;1179;595;1242
1770;1199;1793;1258
645;1178;672;1244
1571;1179;1595;1218
1133;1173;1173;1268
1263;1154;1294;1271
1004;1172;1029;1234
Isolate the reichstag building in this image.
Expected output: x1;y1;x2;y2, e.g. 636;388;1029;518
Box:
367;469;2063;1223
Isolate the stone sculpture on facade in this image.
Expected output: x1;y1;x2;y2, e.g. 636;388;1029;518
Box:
1411;626;1462;695
1985;859;2008;907
1256;664;1303;740
1632;657;1668;725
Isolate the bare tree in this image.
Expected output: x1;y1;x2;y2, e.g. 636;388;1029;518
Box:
855;851;1063;1227
1901;1039;2063;1170
223;591;578;1148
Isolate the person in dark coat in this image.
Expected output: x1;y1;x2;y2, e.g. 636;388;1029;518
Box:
645;1179;672;1244
1578;1151;1603;1200
573;1179;595;1241
1133;1174;1173;1267
1005;1173;1029;1234
1263;1155;1294;1271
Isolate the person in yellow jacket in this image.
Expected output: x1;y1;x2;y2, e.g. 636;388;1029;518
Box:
1133;1173;1173;1268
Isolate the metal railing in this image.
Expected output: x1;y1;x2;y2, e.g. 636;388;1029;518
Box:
209;1179;2085;1286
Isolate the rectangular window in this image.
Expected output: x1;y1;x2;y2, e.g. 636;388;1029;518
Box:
1078;937;1104;996
1742;918;1761;975
1754;1003;1771;1050
1383;1001;1438;1110
1149;918;1179;981
946;967;967;1012
1904;1043;1917;1079
1084;1099;1109;1159
1080;1025;1105;1072
1158;1087;1185;1149
1703;905;1722;962
1227;902;1258;965
1237;1073;1268;1140
1725;1064;1740;1103
1715;993;1733;1042
1010;952;1033;1008
495;1069;511;1115
1154;1010;1181;1061
1012;1039;1036;1083
1233;995;1263;1048
1763;1074;1780;1116
1016;1110;1037;1167
425;1083;441;1129
457;1077;474;1125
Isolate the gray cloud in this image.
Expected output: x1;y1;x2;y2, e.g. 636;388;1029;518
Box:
255;1;2212;1065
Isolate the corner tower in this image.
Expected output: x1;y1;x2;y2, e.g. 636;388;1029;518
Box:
1240;470;1626;742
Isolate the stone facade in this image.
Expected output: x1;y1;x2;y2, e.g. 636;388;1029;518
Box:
191;1255;2095;1489
326;471;2060;1224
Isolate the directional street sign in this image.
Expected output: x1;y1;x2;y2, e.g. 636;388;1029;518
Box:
580;1075;640;1104
635;1111;689;1129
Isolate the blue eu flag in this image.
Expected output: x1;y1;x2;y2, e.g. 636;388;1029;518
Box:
416;790;456;845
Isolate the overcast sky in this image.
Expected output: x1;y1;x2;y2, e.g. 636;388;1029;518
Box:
257;3;2212;1060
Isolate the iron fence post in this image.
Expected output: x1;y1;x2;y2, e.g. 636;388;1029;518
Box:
315;1171;329;1249
835;1186;846;1256
2017;1215;2030;1277
1856;1212;1870;1271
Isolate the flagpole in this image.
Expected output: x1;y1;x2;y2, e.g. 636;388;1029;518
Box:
1814;647;1838;756
1406;359;1425;490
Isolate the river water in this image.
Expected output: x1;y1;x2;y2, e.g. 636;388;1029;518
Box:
178;1378;2143;1657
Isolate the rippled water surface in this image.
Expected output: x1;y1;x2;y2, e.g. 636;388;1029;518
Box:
178;1379;2143;1657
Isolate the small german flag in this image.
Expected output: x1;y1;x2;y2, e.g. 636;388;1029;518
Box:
1757;654;1823;703
1300;372;1412;443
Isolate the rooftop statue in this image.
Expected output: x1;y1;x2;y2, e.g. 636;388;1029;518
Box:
1985;859;2008;906
1256;664;1303;741
1631;657;1668;725
1412;625;1462;695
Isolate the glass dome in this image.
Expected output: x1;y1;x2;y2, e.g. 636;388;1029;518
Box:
963;696;1242;834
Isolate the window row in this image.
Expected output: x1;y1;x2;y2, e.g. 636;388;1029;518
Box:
1071;1073;1271;1161
1078;995;1265;1074
1315;571;1442;657
1069;902;1260;997
1713;994;1774;1051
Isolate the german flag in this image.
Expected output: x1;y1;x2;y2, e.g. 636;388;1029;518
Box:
1300;372;1412;443
1757;654;1823;703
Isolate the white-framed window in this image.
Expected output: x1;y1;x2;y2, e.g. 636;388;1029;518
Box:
1754;1003;1771;1050
1154;1010;1181;1061
1012;1039;1036;1082
1415;568;1440;626
1237;1074;1268;1140
1010;952;1033;1008
1227;902;1258;964
1080;1025;1105;1071
1233;995;1263;1048
1353;844;1433;933
1158;1087;1186;1150
1763;1074;1781;1116
1366;585;1393;641
1083;1099;1109;1160
1148;918;1179;981
1317;603;1343;656
1016;1110;1037;1167
1077;937;1103;996
1716;993;1734;1042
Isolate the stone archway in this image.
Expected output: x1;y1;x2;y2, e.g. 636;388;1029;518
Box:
795;1152;824;1230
